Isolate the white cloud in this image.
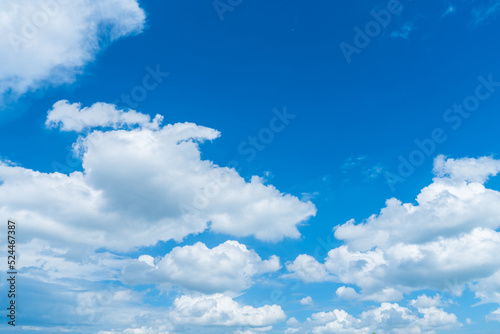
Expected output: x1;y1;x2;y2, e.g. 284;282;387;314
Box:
12;238;128;284
323;246;387;295
286;317;300;327
14;238;280;298
6;275;173;334
360;301;458;334
287;296;459;334
336;159;500;251
284;254;333;283
486;308;500;322
124;240;280;295
432;155;500;183
0;102;316;251
46;100;163;132
410;294;444;309
0;101;312;333
309;309;364;334
6;267;284;333
286;156;500;305
170;294;286;327
0;0;145;104
300;296;313;305
336;286;359;300
470;269;500;306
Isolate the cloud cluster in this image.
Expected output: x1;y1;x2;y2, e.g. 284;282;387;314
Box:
12;273;285;334
8;238;285;333
0;101;315;332
90;293;286;334
0;0;145;104
170;294;286;327
124;240;281;295
286;294;459;334
286;155;500;308
0;101;316;251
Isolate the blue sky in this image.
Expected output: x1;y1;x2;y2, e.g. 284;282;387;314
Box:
1;0;500;333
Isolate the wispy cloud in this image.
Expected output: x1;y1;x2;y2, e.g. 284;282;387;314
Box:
342;155;384;181
470;0;500;27
390;21;416;39
441;4;457;18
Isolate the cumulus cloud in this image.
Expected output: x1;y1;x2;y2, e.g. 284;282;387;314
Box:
432;155;500;184
93;294;284;334
123;240;280;295
410;294;444;309
336;156;500;251
486;308;500;322
284;254;334;283
300;296;313;305
0;0;145;104
13;274;283;334
0;101;316;251
170;294;286;327
46;100;163;132
0;101;311;333
287;296;459;334
286;156;500;305
336;286;359;300
3;240;285;333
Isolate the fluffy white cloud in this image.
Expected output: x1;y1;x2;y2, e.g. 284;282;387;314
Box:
46;100;163;132
486;308;500;322
300;296;313;305
336;156;500;251
5;274;174;334
284;254;333;283
0;101;312;333
287;296;459;334
0;0;145;104
471;269;500;305
0;101;316;251
170;294;286;327
124;240;280;295
290;227;500;302
410;294;444;309
286;156;500;305
336;286;359;300
432;155;500;183
15;238;280;299
94;293;285;334
309;309;364;334
6;266;284;334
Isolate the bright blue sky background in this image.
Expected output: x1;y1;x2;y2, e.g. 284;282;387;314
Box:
2;0;500;333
